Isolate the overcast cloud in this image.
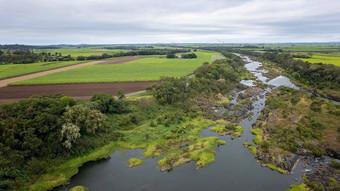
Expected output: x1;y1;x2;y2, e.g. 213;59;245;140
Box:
0;0;339;44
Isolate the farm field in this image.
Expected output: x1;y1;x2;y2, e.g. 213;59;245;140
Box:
12;50;218;85
295;53;340;67
0;81;156;103
35;47;128;57
0;60;86;80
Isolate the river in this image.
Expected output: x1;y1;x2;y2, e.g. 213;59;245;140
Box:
57;55;311;191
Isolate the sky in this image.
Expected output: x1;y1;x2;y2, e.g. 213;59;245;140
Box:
0;0;339;45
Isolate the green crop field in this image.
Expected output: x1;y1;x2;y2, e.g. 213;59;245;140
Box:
0;61;86;80
294;53;340;67
12;50;219;85
35;47;128;57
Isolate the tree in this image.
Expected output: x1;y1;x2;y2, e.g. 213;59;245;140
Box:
181;53;197;59
60;123;81;149
63;104;106;134
91;92;126;114
166;54;176;58
118;88;125;99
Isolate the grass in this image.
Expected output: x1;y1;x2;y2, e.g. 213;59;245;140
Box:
253;135;263;145
295;53;340;67
286;184;309;191
12;50;219;85
267;163;288;174
243;142;252;148
249;146;257;156
250;128;263;144
216;97;230;104
118;116;223;171
28;142;117;191
210;125;244;138
0;61;85;80
69;185;89;191
127;158;144;167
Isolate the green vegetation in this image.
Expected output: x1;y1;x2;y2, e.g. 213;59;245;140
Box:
69;185;89;191
243;142;252;148
0;60;85;79
286;184;309;191
258;87;340;154
267;163;288;174
0;49;75;64
210;125;244;138
29;142;117;191
0;94;125;190
12;51;218;85
249;146;257;156
127;158;144;168
251;128;264;145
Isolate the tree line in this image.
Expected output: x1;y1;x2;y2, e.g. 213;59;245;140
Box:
0;50;74;64
0;48;191;64
77;48;191;61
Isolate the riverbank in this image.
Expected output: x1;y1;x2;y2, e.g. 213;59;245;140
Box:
251;87;340;189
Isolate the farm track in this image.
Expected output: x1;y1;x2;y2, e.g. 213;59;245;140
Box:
0;56;142;87
0;81;157;103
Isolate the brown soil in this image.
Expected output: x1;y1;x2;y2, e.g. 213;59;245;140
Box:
0;81;157;103
0;57;143;88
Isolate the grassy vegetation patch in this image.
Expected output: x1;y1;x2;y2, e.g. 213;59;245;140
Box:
29;142;116;191
69;185;89;191
210;125;244;138
267;163;288;174
127;158;144;168
253;135;263;145
243;142;252;148
249;146;257;156
285;184;309;191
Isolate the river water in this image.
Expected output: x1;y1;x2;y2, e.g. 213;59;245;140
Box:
57;55;307;191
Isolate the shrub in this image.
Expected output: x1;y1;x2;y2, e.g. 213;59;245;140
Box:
91;92;126;114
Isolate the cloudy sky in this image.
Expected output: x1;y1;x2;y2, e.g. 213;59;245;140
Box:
0;0;339;44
